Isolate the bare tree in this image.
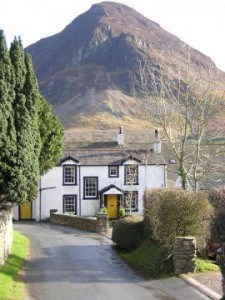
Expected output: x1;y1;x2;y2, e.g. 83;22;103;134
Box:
124;162;139;215
131;47;225;190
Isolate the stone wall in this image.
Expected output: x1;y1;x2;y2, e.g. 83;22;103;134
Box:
0;209;13;266
50;212;109;233
173;237;196;274
96;213;109;232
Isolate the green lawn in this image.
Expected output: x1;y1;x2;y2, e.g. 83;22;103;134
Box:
0;230;29;300
118;240;219;278
118;240;173;277
196;257;219;272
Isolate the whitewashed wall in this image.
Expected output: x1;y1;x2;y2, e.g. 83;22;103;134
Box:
37;164;80;221
13;159;166;220
13;205;19;220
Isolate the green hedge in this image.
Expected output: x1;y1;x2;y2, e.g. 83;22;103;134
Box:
112;215;144;251
144;189;214;251
209;189;225;243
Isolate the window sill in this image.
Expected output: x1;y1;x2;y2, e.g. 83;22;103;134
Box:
83;197;99;200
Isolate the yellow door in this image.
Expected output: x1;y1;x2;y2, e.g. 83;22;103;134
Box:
20;203;32;220
107;195;118;219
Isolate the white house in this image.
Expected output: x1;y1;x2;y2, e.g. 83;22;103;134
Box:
13;128;167;221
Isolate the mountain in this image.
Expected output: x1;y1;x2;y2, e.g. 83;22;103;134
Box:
26;1;224;131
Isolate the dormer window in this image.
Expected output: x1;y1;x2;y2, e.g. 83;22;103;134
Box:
63;165;77;185
124;164;138;185
109;166;119;177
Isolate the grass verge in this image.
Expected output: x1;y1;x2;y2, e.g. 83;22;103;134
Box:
0;230;29;300
118;240;219;278
118;240;173;278
196;258;219;272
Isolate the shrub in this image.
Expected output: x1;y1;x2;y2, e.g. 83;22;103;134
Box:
112;215;144;251
209;189;225;243
144;189;214;251
119;207;125;218
102;206;108;214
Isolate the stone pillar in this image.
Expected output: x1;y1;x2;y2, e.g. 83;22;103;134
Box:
96;213;109;233
173;237;196;274
0;209;13;266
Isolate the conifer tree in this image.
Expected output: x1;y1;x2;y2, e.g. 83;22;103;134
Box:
23;52;42;200
0;30;17;204
10;37;39;203
0;33;63;206
38;96;63;175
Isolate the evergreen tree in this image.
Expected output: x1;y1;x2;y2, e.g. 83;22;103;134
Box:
0;33;63;205
23;52;41;200
10;37;37;203
38;96;63;175
0;30;17;204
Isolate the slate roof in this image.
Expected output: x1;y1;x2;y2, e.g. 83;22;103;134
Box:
60;147;166;166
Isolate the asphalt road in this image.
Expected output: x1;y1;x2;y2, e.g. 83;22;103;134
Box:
14;223;210;300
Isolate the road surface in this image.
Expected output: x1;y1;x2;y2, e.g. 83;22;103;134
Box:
14;222;210;300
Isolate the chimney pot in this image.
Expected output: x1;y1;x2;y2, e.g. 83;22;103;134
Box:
118;125;124;146
153;129;161;154
155;129;159;139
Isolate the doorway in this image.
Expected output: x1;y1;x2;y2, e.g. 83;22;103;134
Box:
107;195;118;219
19;203;32;220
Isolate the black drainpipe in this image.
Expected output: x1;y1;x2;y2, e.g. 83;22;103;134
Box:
79;165;81;216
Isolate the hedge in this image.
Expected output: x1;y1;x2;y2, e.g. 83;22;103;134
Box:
144;189;214;251
112;215;144;251
209;189;225;243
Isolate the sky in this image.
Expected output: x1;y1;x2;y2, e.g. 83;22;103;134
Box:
1;0;225;71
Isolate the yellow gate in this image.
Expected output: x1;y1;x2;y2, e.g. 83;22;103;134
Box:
19;203;32;220
107;195;118;219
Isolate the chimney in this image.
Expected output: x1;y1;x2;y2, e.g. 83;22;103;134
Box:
153;129;162;154
117;125;125;146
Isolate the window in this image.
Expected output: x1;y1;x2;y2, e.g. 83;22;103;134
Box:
124;164;138;185
119;195;124;207
63;165;76;185
84;177;98;199
124;191;138;212
63;195;77;214
109;166;119;177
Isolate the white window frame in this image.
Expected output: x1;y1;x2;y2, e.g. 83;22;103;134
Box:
109;166;119;177
63;165;76;185
84;177;98;199
63;195;77;214
125;164;138;185
124;191;138;212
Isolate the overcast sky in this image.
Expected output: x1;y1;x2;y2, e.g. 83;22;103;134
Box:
1;0;225;71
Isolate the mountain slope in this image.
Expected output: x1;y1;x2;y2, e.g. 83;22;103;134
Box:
26;1;223;130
